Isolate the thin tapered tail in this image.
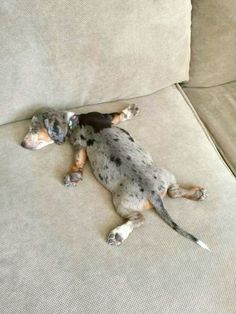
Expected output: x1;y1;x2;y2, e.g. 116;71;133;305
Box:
149;192;210;250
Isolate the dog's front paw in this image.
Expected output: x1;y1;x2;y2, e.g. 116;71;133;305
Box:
63;171;83;187
122;104;140;120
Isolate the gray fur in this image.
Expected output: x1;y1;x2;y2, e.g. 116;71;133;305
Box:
22;105;208;249
69;122;208;249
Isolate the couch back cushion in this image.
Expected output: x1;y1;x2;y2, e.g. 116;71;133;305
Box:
184;0;236;87
0;0;191;125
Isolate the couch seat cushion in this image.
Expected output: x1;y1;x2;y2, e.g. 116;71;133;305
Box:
0;85;235;314
183;82;236;175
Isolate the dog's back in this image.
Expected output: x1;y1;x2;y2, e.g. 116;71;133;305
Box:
86;126;169;193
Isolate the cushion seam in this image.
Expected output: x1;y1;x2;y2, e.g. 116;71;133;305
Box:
176;83;236;179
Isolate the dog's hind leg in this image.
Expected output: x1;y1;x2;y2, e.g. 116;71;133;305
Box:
107;210;145;246
107;188;147;246
167;184;208;201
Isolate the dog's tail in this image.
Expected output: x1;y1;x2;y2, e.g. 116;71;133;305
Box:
149;192;210;250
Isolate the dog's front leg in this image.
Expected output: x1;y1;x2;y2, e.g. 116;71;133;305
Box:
64;146;87;187
111;104;140;125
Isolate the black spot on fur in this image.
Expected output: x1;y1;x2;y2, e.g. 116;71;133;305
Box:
127;156;131;160
110;156;122;166
119;128;135;142
120;183;123;186
113;138;119;142
151;190;155;195
154;175;157;179
87;139;95;146
115;157;122;166
99;174;103;181
120;128;130;136
79;112;112;133
80;135;86;140
140;188;144;192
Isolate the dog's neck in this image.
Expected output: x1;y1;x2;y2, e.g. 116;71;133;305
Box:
64;111;76;124
63;111;80;137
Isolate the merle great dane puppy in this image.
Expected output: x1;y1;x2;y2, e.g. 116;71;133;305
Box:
22;105;209;250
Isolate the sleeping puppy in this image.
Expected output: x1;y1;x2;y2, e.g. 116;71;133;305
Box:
22;105;209;250
21;105;139;150
64;111;209;250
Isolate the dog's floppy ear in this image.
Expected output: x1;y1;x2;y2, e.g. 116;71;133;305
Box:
43;112;68;145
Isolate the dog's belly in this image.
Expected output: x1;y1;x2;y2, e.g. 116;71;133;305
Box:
86;127;155;192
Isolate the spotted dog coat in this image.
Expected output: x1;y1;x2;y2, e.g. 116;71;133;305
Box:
66;111;209;250
21;105;139;150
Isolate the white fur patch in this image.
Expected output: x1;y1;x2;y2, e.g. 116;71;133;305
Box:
122;108;133;120
197;240;211;251
112;222;133;241
122;104;139;121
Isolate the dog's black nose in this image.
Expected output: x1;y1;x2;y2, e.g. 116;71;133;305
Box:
21;141;26;148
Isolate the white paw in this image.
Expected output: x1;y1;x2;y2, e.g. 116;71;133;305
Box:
122;104;140;120
107;223;133;246
198;188;208;201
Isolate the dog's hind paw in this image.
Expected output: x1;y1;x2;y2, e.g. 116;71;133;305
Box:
63;171;83;187
122;104;140;120
107;223;133;246
107;232;123;246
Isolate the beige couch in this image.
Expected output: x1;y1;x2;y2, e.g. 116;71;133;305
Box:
0;1;235;313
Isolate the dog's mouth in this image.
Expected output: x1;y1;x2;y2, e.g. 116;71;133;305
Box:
21;125;55;150
21;141;46;150
21;137;53;150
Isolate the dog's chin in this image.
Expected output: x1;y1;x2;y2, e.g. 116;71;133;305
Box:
21;141;53;150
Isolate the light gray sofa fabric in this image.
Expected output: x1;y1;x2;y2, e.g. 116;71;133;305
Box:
1;85;235;314
0;0;191;125
183;81;236;176
184;0;236;87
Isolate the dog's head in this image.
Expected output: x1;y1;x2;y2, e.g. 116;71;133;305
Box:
21;108;76;150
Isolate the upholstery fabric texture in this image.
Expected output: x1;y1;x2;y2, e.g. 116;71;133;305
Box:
184;0;236;87
0;85;235;314
0;0;191;125
184;82;236;176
